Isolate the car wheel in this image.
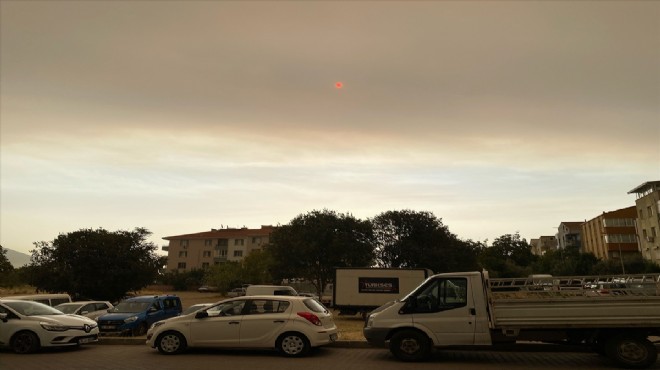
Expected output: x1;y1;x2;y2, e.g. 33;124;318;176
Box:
133;323;148;337
157;331;187;355
606;335;657;369
389;330;431;362
276;332;310;357
11;331;40;354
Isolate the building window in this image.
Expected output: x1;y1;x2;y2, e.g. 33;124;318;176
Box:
177;262;186;269
179;251;187;258
179;240;189;247
604;234;637;243
234;239;245;246
204;239;212;246
203;251;211;257
648;206;654;217
202;262;209;269
216;239;228;247
639;208;644;219
219;249;227;257
233;250;243;257
252;237;262;244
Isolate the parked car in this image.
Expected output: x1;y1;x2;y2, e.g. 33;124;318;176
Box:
197;286;219;292
0;299;99;354
226;288;246;297
146;295;338;356
298;292;320;301
182;303;213;315
55;301;114;320
97;295;182;336
244;285;298;296
3;293;72;307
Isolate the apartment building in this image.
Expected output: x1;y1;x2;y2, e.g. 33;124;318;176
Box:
628;181;660;264
530;236;558;256
581;206;639;261
162;226;275;272
556;222;582;250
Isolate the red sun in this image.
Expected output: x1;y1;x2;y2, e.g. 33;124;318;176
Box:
335;82;343;89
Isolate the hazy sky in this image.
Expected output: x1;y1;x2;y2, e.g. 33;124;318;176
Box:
1;1;659;256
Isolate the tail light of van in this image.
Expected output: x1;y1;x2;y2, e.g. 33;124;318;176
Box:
297;312;322;326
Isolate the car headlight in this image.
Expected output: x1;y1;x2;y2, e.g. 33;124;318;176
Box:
124;316;138;323
365;315;374;328
41;322;69;331
150;321;166;330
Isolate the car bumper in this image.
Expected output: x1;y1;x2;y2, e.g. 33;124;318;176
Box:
40;330;100;347
307;327;339;347
362;327;390;347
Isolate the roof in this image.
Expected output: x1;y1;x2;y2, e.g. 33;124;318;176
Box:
628;181;660;194
163;226;275;240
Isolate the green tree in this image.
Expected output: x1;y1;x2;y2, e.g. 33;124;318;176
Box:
203;261;244;293
371;210;480;273
268;209;375;297
478;233;537;277
532;246;598;276
0;245;16;287
29;227;163;302
241;249;274;285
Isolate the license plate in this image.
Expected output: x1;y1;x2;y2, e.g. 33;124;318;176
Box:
101;326;115;330
79;337;95;344
330;333;338;342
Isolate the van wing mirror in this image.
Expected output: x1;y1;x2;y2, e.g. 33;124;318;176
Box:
0;312;7;322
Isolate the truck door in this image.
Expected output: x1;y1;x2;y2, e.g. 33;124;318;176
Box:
408;277;475;345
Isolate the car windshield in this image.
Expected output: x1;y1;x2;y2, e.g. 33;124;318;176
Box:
54;303;84;314
4;301;64;316
111;301;151;313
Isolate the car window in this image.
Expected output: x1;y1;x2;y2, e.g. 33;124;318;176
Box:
303;298;326;313
244;299;289;314
3;301;64;316
206;300;245;317
112;301;151;313
55;304;81;314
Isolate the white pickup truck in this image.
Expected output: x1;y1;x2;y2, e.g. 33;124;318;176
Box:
363;271;660;369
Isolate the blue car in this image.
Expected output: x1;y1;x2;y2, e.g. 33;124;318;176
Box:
97;295;182;336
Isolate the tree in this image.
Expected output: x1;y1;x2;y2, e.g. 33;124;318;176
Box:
268;209;375;297
0;245;16;287
203;261;244;293
241;249;274;285
531;246;598;276
0;245;13;275
371;210;480;273
29;228;163;302
478;233;537;277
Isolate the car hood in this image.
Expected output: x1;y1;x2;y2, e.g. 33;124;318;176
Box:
29;314;97;326
98;312;141;321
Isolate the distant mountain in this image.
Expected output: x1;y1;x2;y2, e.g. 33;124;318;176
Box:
5;248;31;268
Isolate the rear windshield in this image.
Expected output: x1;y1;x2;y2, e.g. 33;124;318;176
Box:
303;298;327;313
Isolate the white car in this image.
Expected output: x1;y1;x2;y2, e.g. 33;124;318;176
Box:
146;295;337;357
0;299;99;354
54;301;114;320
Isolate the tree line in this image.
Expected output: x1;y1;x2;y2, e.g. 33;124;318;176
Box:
1;209;658;302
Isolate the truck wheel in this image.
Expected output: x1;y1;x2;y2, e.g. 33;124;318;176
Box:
606;335;657;369
389;330;431;362
156;331;187;355
11;331;40;354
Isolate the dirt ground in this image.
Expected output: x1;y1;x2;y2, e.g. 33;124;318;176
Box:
140;288;366;341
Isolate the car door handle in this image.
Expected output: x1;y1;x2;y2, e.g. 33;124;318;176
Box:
228;321;240;325
273;320;285;323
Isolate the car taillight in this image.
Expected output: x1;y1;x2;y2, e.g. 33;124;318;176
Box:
297;312;322;326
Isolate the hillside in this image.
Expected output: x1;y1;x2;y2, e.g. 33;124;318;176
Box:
5;248;31;268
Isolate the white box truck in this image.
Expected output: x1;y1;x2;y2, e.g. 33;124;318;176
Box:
363;270;660;369
332;268;433;317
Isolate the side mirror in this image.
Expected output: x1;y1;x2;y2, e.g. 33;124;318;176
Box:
195;311;208;319
0;312;7;323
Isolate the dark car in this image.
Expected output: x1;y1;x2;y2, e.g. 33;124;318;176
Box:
96;295;181;336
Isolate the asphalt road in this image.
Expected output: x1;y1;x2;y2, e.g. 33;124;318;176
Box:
2;344;659;370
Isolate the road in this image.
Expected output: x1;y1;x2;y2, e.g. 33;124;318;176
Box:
2;345;659;370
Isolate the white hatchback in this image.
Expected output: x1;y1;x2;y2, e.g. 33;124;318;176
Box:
0;299;99;354
146;295;337;357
